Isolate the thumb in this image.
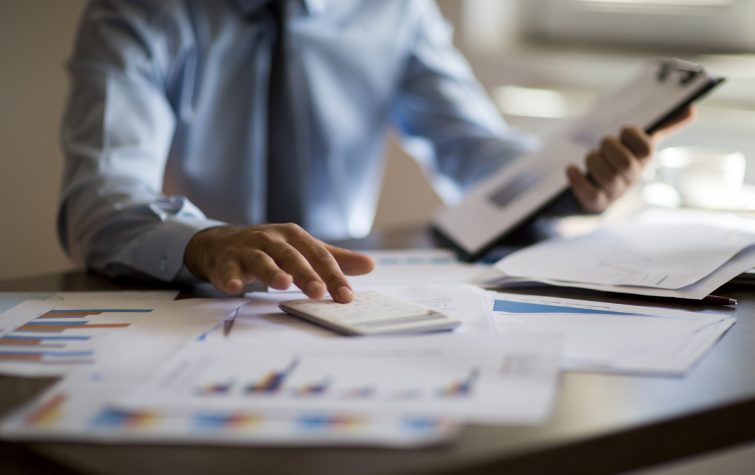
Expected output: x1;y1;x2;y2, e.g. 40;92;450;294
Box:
652;106;696;143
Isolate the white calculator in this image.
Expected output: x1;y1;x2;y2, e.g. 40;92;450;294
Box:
278;291;461;336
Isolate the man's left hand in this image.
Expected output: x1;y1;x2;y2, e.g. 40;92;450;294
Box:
566;107;696;212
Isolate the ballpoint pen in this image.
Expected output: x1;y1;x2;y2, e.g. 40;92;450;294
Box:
223;307;241;338
701;295;737;306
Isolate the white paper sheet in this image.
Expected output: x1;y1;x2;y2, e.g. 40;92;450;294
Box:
374;284;496;334
0;377;456;448
363;249;459;265
497;220;755;290
114;334;563;425
216;284;495;341
489;292;735;375
260;249;496;295
495;210;755;299
488;244;755;300
0;299;245;377
339;249;498;290
201;293;337;342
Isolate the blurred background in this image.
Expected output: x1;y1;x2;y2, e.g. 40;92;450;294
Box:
1;0;754;281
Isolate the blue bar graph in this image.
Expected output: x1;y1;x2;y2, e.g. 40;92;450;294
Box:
493;299;633;316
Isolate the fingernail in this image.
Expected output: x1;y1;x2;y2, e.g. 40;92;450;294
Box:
337;286;353;302
227;279;243;293
273;273;292;289
307;281;325;297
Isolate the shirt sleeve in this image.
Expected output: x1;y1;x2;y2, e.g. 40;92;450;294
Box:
389;0;540;204
58;0;224;282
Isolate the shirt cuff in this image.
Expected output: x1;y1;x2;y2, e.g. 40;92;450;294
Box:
132;217;226;282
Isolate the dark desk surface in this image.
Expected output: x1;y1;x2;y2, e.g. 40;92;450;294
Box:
1;228;754;475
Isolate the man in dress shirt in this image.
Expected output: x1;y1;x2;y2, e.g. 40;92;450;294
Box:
58;0;691;302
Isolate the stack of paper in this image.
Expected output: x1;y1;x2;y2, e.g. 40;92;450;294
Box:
0;289;563;447
0;296;465;446
494;210;755;299
0;242;741;448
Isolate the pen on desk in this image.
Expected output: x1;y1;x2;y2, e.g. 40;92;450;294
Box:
223;308;240;338
701;295;737;306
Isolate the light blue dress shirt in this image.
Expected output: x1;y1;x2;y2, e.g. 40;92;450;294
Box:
58;0;539;282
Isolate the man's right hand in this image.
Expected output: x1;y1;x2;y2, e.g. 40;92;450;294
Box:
183;224;375;303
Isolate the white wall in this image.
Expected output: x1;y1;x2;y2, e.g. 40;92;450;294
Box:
0;0;88;280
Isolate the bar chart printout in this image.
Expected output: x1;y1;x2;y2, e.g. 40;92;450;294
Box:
115;334;563;425
245;359;299;395
0;378;458;447
489;292;736;375
0;303;155;373
438;369;479;398
0;307;152;367
0;299;248;378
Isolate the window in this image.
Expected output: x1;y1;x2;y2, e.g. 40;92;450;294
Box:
521;0;755;52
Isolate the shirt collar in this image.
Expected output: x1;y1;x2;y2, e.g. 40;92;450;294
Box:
233;0;326;17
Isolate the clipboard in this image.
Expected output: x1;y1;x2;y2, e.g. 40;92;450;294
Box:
432;59;725;261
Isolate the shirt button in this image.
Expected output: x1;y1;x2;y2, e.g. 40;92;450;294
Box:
159;256;167;270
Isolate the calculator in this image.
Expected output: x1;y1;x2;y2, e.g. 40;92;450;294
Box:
278;291;461;336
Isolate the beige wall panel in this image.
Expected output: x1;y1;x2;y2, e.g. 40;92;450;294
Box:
0;0;87;279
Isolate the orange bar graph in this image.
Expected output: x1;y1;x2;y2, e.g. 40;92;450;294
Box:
0;339;41;346
25;393;66;427
37;310;102;319
0;353;43;362
17;323;130;333
38;311;104;319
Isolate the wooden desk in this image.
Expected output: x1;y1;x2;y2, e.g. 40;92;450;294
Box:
1;228;754;475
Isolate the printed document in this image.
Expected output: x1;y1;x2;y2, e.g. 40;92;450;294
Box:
490;292;734;375
0;299;245;377
0;376;457;448
114;334;563;425
495;210;755;298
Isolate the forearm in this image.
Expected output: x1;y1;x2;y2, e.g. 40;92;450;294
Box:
58;1;213;281
58;178;225;282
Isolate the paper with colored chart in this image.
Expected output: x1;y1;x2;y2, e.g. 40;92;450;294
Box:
0;299;246;377
115;334;563;425
0;377;457;448
490;292;735;375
